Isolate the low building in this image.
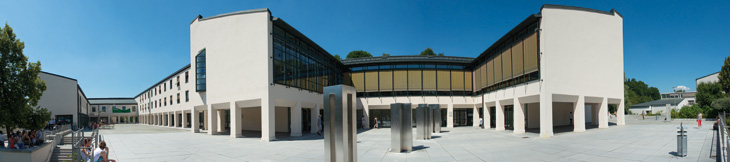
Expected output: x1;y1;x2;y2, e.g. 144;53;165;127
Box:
38;71;90;129
89;98;139;124
696;72;720;85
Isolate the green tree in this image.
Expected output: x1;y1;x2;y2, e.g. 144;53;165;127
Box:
712;97;730;113
346;50;372;59
719;56;730;96
333;54;342;60
382;53;390;57
437;53;444;56
624;78;661;109
420;48;436;56
0;23;49;135
696;82;724;108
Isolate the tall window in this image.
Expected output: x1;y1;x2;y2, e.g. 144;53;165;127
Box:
185;71;189;83
170;80;173;89
164;98;167;106
169;95;173;105
185;91;189;102
196;49;206;92
176;76;180;87
164;83;166;92
132;106;136;112
177;93;180;104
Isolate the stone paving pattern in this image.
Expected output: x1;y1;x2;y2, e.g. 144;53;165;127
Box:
100;115;717;161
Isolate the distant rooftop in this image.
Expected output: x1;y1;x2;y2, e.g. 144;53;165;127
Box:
340;55;474;66
630;98;685;108
89;98;137;105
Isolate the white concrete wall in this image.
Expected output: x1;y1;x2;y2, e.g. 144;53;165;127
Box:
539;7;624;99
38;73;79;126
241;108;262;131
526;103;540;129
696;73;719;85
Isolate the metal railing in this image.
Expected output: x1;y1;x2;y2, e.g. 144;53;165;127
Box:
717;112;729;162
70;128;100;162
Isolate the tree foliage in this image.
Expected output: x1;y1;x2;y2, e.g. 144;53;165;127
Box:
0;23;49;135
720;56;730;96
696;82;724;108
420;48;436;56
672;104;715;118
624;78;660;109
382;53;390;57
333;54;342;60
346;50;372;59
712;97;730;113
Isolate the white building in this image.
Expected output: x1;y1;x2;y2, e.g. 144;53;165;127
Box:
137;4;625;140
89;98;139;124
696;72;720;85
38;71;90;129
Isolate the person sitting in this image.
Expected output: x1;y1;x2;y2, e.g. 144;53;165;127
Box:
0;131;5;148
7;134;16;149
93;140;116;162
81;138;92;162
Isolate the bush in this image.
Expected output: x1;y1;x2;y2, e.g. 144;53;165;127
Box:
672;104;717;119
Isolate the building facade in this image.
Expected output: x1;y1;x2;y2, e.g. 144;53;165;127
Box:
136;4;625;140
89;98;139;124
37;72;91;129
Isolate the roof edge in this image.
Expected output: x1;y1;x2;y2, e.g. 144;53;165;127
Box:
191;8;270;25
542;4;621;18
41;71;77;81
696;71;720;81
134;64;191;98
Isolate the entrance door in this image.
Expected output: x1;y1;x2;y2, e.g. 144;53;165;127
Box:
489;107;496;128
504;105;514;130
453;108;473;126
369;109;391;128
302;108;312;133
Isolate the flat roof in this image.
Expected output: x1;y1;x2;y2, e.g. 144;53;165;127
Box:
630;98;684;108
134;64;191;98
89;98;137;105
341;55;474;66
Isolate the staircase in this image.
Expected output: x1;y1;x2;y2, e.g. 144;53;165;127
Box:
50;134;81;162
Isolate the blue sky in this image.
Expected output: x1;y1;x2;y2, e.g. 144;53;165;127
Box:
0;1;728;98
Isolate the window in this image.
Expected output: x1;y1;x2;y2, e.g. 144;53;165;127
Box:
170;95;173;105
102;106;106;112
164;98;167;106
164;83;167;92
177;93;180;104
132;106;136;112
176;76;180;87
170;80;173;89
185;91;189;102
92;107;96;112
196;49;206;92
185;71;189;83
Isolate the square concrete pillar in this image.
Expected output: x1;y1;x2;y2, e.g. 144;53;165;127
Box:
207;105;218;135
231;102;242;138
217;110;225;132
472;104;480;128
599;97;609;128
323;85;357;162
573;96;586;132
390;103;412;153
191;109;199;133
362;104;370;129
169;112;173;127
431;104;441;133
174;111;180;127
204;110;208;130
513;98;525;134
495;100;505;131
483;102;490;129
446;104;454;128
290;101;302;137
416;104;432;140
262;98;276;142
540;94;554;138
617;99;625;125
311;104;320;133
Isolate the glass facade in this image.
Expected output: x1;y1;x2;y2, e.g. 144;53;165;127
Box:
348;63;473;97
473;22;540;95
272;25;345;93
196;50;206;92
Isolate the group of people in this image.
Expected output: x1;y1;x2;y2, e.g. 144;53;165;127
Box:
80;138;116;162
0;129;45;149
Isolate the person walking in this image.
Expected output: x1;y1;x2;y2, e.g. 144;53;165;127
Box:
642;111;645;120
698;111;703;128
361;116;367;129
317;115;322;136
479;118;484;128
373;117;379;129
569;112;573;126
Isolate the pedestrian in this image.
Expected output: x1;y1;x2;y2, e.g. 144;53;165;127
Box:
642;111;645;120
698;111;703;128
317;115;322;136
0;131;5;148
479;118;483;128
569;112;573;126
361;116;367;129
373;117;378;129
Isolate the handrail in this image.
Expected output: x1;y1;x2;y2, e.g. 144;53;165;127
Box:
717;112;729;162
70;128;100;162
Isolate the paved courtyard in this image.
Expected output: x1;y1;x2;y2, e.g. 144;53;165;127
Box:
99;116;717;161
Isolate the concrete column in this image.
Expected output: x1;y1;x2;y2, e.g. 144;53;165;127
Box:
362;104;370;129
540;94;554;138
514;98;525;134
231;102;241;138
174;111;180;127
169;112;174;127
207;105;218;135
182;111;188;128
495;100;505;131
290;101;302;137
204;110;209;130
311;104;320;133
217;110;225;132
262;98;276;142
599;97;609;128
447;104;454;128
191;109;199;133
573;96;586;132
617;99;625;125
483;101;490;129
473;104;480;128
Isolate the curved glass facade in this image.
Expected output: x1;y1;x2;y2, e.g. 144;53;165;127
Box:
347;63;473;97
